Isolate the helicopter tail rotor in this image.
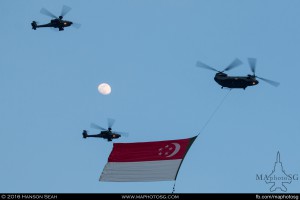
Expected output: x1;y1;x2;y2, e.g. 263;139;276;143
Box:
31;21;37;30
82;130;88;138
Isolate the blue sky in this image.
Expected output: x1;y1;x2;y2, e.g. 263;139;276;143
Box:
1;0;300;193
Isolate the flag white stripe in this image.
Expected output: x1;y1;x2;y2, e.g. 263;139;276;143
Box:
100;159;182;182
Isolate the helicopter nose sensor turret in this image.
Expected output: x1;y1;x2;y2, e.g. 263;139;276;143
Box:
253;80;259;85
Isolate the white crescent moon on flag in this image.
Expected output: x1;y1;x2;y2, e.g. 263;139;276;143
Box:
166;143;180;157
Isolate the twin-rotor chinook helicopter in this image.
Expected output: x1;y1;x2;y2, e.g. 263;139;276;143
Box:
196;58;280;89
82;119;128;142
31;5;81;31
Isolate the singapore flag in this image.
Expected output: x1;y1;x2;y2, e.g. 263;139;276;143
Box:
100;136;197;182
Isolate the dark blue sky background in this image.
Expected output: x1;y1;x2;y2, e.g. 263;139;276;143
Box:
1;0;299;193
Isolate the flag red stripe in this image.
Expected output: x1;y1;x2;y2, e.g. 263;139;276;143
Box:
108;137;193;162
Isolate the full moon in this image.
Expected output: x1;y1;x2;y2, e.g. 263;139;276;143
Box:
98;83;111;95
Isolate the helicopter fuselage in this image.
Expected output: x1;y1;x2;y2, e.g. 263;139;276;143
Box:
31;19;73;31
82;130;121;142
214;72;259;89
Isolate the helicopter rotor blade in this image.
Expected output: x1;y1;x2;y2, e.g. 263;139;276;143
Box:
107;118;115;129
248;58;257;75
40;8;58;19
90;123;106;131
223;58;243;72
196;61;219;72
61;5;72;18
71;22;81;29
256;76;280;87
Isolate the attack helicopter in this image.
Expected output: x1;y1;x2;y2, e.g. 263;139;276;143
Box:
196;58;280;89
82;119;128;142
31;5;81;31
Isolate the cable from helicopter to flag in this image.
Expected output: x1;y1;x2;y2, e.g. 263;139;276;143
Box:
197;89;231;137
171;90;231;192
171;89;231;192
